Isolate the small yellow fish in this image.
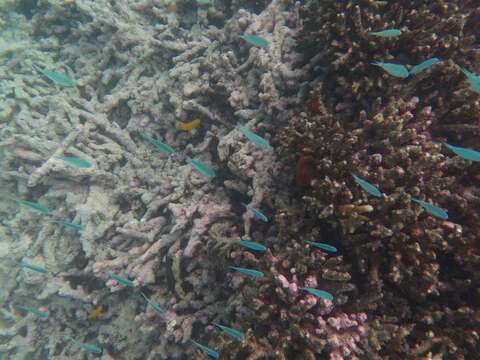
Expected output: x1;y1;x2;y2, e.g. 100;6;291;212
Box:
87;305;106;320
178;119;201;131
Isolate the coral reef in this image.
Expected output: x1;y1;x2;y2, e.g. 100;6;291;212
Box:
215;206;370;359
0;0;299;358
0;0;478;359
278;0;480;358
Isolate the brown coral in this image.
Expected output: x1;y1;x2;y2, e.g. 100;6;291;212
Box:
276;0;480;358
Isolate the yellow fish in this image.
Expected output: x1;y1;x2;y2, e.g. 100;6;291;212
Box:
178;119;201;131
87;305;106;320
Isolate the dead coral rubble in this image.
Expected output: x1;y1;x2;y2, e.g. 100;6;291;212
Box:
0;0;299;359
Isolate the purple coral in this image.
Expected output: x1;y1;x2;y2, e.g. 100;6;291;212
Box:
324;313;368;360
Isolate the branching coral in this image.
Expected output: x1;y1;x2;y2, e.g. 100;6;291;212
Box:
1;0;478;358
0;0;301;358
277;0;480;357
206;204;372;359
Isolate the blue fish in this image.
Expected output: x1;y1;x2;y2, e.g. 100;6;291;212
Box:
411;198;448;220
51;219;84;231
351;173;382;197
186;156;216;178
443;142;480;162
213;323;245;342
14;198;51;214
236;124;271;150
141;292;164;316
105;271;134;288
20;259;49;274
305;241;337;253
191;340;219;359
66;336;102;355
33;64;75;87
241;202;269;222
371;61;409;78
460;67;480;93
410;57;439;75
240;34;269;48
197;0;213;5
368;29;402;37
140;133;175;154
299;287;334;301
229;266;264;278
17;305;49;318
234;240;267;252
55;156;92;168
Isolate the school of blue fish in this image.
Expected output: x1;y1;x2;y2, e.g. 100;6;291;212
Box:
6;23;477;360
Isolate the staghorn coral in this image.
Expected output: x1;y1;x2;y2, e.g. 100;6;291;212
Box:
1;0;478;358
0;0;302;358
277;0;480;358
208;204;371;359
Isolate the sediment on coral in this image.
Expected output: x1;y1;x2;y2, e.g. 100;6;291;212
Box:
0;0;478;359
0;0;303;358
